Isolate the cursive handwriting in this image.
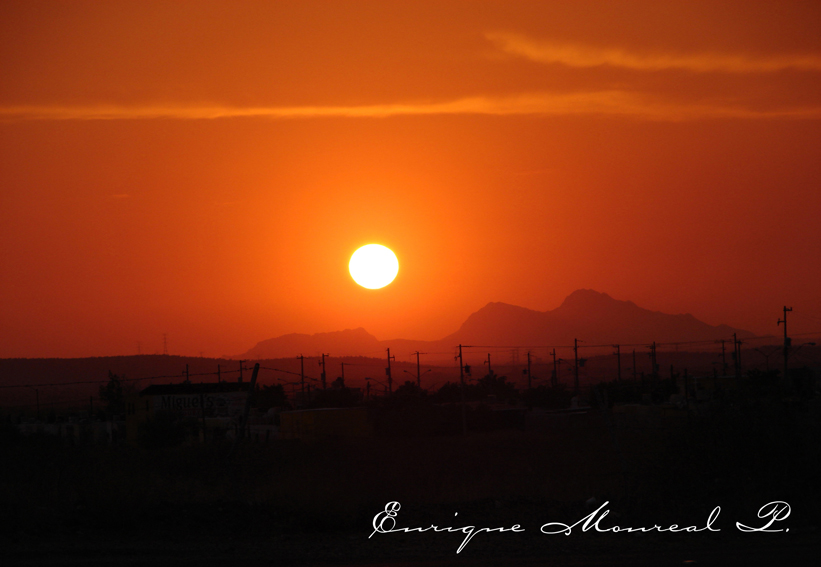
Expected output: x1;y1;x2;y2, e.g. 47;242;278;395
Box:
540;501;721;535
370;500;792;553
371;501;525;553
736;501;791;532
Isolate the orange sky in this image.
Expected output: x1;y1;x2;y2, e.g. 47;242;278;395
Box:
2;0;821;358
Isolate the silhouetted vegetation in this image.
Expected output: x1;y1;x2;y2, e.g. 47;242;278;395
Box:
254;383;289;411
98;371;125;417
393;380;425;398
431;374;520;404
2;361;818;566
4;394;816;535
308;384;361;408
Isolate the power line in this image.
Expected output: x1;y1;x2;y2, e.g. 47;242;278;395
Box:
5;328;819;396
459;333;821;351
258;365;318;381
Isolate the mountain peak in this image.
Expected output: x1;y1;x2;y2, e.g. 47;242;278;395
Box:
238;291;753;360
476;301;538;314
560;289;615;307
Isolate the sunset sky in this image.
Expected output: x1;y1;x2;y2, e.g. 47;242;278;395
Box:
2;1;821;358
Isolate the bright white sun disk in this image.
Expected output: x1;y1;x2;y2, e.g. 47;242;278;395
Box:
349;244;399;289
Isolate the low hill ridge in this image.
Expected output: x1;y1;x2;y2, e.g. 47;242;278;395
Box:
236;290;753;359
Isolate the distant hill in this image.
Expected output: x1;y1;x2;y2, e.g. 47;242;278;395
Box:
0;293;770;404
238;328;382;360
442;289;752;346
236;289;754;359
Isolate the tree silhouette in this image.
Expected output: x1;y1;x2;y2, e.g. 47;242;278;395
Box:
99;371;125;417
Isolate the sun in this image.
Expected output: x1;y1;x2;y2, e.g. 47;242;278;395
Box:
349;244;399;289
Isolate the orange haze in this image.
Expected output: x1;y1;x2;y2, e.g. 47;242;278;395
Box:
2;1;821;358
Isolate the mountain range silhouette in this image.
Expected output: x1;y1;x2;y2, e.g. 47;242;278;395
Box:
237;289;753;360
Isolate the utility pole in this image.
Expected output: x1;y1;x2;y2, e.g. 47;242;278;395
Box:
778;306;792;388
648;342;657;381
457;344;466;436
731;333;739;378
217;364;221;383
238;360;245;383
526;351;532;389
297;355;305;396
632;349;637;381
735;335;743;377
413;351;425;388
319;353;329;390
185;364;190;384
340;361;346;385
720;340;728;376
386;348;395;394
573;339;580;394
550;349;557;387
730;333;739;378
733;333;741;379
484;353;493;377
233;363;259;449
613;344;621;382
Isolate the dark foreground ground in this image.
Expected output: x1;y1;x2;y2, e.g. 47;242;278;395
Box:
4;530;819;566
2;398;819;565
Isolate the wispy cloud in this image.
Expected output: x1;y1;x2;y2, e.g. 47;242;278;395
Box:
1;93;820;122
486;31;821;73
